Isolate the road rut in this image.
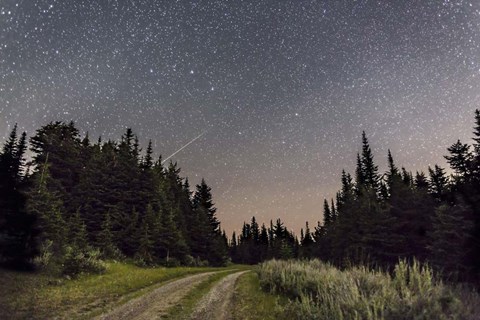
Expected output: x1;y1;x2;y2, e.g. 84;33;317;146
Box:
189;271;249;320
96;271;221;320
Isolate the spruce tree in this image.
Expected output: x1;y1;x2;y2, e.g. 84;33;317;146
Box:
414;171;429;190
192;179;227;266
259;223;269;261
428;203;474;279
68;209;89;251
473;109;480;156
136;216;154;264
323;199;332;227
330;199;337;222
428;165;449;202
360;131;379;192
26;163;66;257
0;125;38;268
96;210;117;258
300;222;314;258
29;121;82;210
445;140;473;180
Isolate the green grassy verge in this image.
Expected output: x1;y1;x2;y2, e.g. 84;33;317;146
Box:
0;262;246;320
231;271;287;320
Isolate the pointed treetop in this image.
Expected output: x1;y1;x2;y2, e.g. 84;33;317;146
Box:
473;109;480;151
360;131;379;190
323;199;332;226
143;139;154;170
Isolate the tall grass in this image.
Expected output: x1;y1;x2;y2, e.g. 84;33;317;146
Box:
258;259;480;320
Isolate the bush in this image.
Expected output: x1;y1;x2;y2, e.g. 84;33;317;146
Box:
258;259;479;320
33;240;54;269
62;246;106;277
163;257;181;268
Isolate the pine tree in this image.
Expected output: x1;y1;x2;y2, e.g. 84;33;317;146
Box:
0;125;38;268
355;153;365;191
338;170;354;211
386;150;402;195
259;223;269;261
157;204;188;263
473;109;480;156
445;140;473;180
300;222;314;258
360;131;379;192
136;215;154;264
428;165;449;202
142;140;154;171
323;199;332;227
68;209;89;251
414;171;429;190
330;199;337;222
26;163;66;256
428;203;474;279
29;121;82;210
12;131;27;179
192;179;227;266
96;210;117;258
115;207;139;256
229;231;238;262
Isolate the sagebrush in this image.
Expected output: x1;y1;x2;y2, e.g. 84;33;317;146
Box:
258;259;480;320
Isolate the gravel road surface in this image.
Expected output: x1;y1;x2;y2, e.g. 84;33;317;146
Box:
96;271;221;320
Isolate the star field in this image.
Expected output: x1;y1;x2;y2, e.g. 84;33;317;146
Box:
1;0;480;234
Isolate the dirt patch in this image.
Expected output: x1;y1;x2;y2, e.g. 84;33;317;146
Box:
189;271;249;320
96;271;222;320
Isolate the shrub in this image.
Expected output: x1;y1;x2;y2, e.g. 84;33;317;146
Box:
258;259;479;320
33;239;54;269
163;257;181;268
62;246;106;277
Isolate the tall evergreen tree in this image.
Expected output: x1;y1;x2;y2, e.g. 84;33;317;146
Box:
29;121;82;211
96;210;117;258
428;165;449;202
192;179;228;266
428;203;474;279
323;199;332;227
68;209;89;251
445;140;473;180
473;109;480;156
360;131;380;192
26;163;66;257
0;125;37;268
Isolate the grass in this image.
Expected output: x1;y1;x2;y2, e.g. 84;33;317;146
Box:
231;271;287;320
0;261;245;320
257;259;480;320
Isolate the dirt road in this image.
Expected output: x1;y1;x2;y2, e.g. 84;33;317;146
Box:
188;271;249;320
96;271;222;320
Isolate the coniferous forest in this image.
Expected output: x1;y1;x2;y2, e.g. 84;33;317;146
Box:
0;122;229;273
231;109;480;284
1;109;480;285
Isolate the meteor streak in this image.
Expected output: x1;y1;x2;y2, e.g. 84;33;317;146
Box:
162;130;208;164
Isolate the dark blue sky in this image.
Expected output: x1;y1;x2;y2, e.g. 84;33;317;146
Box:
1;0;479;233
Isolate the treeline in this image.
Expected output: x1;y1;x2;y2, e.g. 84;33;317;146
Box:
233;110;480;282
0;121;228;272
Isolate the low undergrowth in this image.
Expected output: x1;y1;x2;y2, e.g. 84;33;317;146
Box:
258;259;480;320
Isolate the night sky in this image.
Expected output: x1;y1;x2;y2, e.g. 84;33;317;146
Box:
1;0;480;234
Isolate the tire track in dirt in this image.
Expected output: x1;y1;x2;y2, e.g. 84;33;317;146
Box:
189;271;249;320
96;271;224;320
